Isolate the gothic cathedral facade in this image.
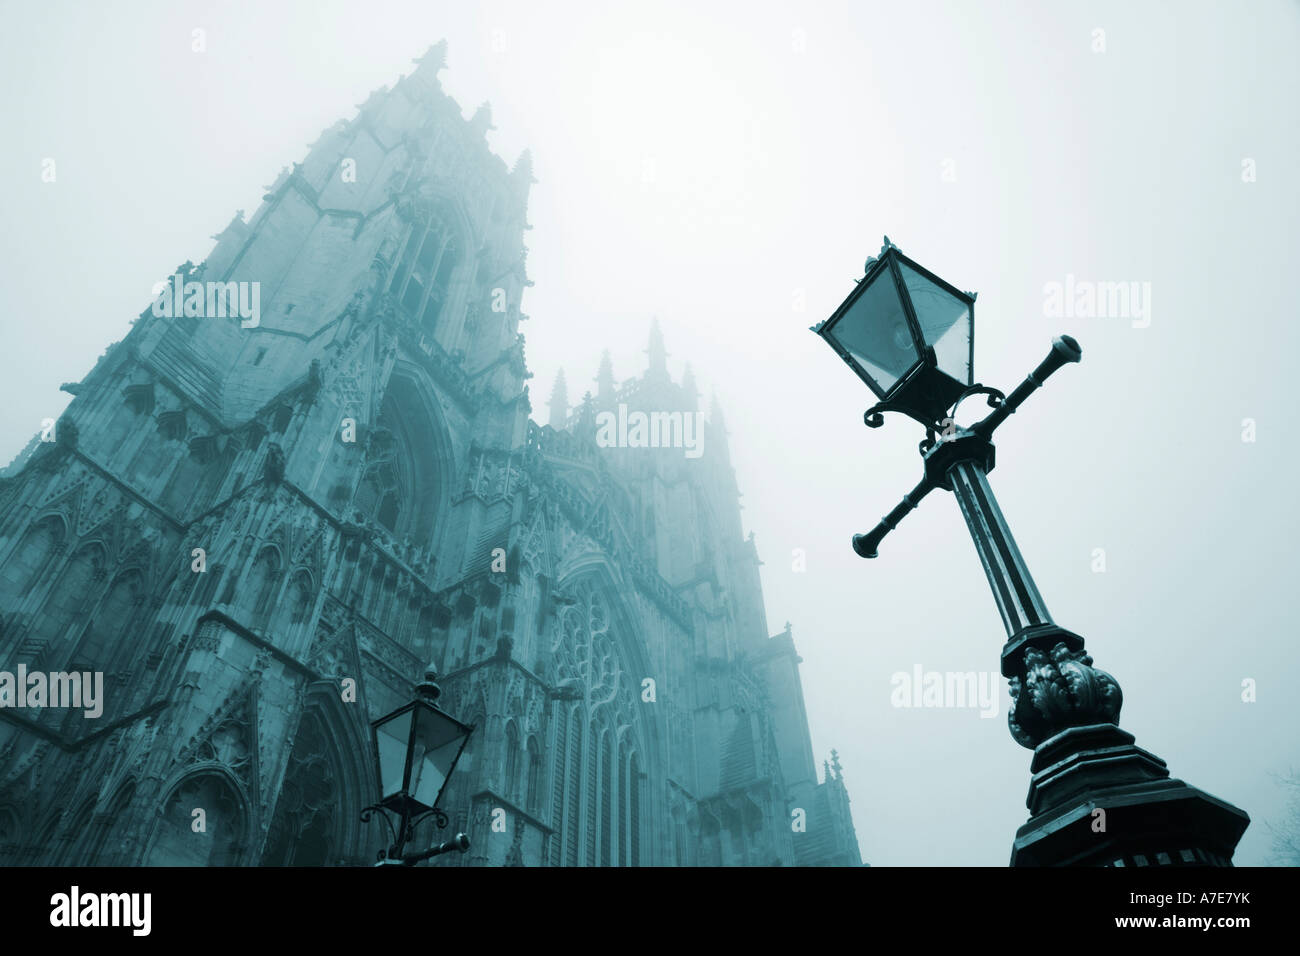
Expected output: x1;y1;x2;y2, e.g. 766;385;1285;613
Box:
0;44;861;867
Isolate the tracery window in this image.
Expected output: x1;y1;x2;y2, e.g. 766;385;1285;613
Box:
143;774;246;866
525;737;542;814
599;728;613;867
249;547;282;620
504;721;520;802
51;569;143;732
549;582;645;866
280;570;314;628
548;707;568;866
622;748;642;867
354;425;407;535
0;515;61;599
37;545;100;647
71;569;142;672
565;715;582;866
394;212;460;336
261;714;343;866
352;380;440;546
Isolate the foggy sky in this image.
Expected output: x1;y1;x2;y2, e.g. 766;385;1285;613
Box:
1;0;1296;865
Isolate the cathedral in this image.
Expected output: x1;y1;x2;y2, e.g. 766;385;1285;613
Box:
0;44;862;867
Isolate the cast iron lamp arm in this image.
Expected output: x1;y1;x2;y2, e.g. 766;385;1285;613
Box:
970;335;1082;441
851;335;1082;559
399;832;471;865
852;477;937;559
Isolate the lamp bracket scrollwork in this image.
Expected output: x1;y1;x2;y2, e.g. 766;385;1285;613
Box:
865;384;1005;442
360;802;450;862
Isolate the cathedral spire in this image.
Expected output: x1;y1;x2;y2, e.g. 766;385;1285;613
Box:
576;390;596;431
511;149;537;186
469;101;496;138
411;40;448;82
708;390;731;462
595;350;616;402
548;369;568;429
646;318;668;380
680;363;699;409
510;150;537;226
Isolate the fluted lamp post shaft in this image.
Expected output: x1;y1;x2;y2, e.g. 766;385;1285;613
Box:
948;460;1052;638
938;436;1247;866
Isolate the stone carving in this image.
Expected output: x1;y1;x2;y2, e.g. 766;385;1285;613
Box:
262;444;286;484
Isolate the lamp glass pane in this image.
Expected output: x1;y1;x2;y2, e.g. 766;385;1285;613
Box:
825;267;919;394
898;262;972;384
375;708;412;800
409;706;468;809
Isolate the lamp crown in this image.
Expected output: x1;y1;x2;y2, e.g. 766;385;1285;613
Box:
416;670;441;703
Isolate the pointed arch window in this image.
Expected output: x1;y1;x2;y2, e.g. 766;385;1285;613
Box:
549;707;568;866
60;568;143;728
218;565;239;605
249;547;282;620
504;721;520;802
627;752;641;866
600;728;614;867
0;514;62;597
262;712;345;866
548;582;650;867
585;719;601;867
33;544;101;652
352;375;442;547
525;736;542;814
565;713;582;867
286;570;315;625
394;211;461;336
354;426;405;535
144;774;246;866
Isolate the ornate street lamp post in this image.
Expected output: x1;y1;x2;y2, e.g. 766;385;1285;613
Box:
814;238;1249;866
362;670;474;866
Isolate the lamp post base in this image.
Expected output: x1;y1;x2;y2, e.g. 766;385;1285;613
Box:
1010;724;1249;867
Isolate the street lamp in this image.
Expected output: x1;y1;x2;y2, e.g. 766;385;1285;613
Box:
814;238;1249;866
817;236;974;430
362;670;474;866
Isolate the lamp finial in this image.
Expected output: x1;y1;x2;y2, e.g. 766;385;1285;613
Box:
416;670;441;703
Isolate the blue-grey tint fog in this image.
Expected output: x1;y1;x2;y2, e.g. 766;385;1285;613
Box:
1;0;1296;864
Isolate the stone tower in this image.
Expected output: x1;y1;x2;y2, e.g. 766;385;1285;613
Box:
0;44;861;867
